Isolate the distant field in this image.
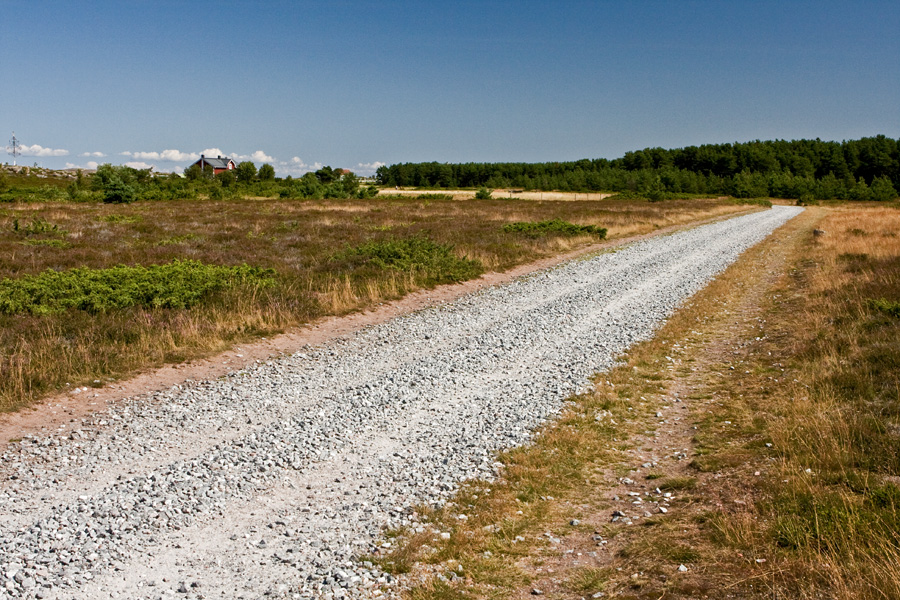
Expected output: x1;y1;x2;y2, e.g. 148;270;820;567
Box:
0;195;757;411
378;188;617;201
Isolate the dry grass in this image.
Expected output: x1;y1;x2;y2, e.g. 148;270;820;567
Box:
0;196;752;412
381;202;900;599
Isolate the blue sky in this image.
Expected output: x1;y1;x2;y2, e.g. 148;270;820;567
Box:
2;0;898;176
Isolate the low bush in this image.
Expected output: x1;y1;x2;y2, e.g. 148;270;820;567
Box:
12;217;66;236
338;237;482;283
0;260;276;315
503;219;607;239
474;187;492;200
869;298;900;318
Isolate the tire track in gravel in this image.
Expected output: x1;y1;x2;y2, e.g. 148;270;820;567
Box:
0;207;802;600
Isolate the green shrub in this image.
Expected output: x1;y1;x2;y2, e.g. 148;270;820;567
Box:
416;193;453;200
339;237;482;283
0;260;276;315
20;239;70;248
474;187;492;200
502;219;607;239
103;180;137;204
869;298;900;318
12;217;66;236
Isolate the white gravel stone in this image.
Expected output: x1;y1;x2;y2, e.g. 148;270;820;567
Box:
0;207;801;599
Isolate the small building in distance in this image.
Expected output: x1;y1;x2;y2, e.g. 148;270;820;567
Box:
189;154;236;175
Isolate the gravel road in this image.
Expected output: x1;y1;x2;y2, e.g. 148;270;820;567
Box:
0;206;802;599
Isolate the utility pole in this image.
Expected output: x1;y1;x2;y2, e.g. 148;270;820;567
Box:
7;132;21;166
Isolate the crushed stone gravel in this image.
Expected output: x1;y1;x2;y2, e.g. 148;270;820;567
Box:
0;206;802;599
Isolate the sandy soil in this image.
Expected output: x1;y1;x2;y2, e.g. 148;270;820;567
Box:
378;188;617;201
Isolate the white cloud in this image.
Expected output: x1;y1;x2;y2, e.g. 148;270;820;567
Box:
160;149;198;162
124;161;154;170
200;148;225;158
80;151;106;158
66;161;99;170
19;144;69;157
276;157;323;176
231;150;275;163
250;150;274;163
355;161;386;176
122;149;199;162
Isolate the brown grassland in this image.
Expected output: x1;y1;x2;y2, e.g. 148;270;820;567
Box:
0;195;754;412
369;203;900;599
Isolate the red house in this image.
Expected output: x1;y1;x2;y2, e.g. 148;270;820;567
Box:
189;154;236;175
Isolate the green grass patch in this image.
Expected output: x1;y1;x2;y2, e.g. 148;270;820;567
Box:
20;239;71;249
566;567;610;594
416;193;454;200
729;197;773;207
0;260;276;315
338;237;482;283
869;298;900;318
657;477;697;491
502;219;607;238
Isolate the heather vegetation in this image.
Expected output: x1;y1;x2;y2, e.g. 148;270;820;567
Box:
337;238;483;284
376;136;900;201
0;261;275;315
0;195;753;411
502;219;607;238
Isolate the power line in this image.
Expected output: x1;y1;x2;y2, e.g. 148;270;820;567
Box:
7;132;21;166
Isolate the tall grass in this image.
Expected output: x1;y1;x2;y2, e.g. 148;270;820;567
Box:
758;207;900;598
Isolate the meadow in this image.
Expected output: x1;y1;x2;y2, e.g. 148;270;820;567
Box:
0;193;755;412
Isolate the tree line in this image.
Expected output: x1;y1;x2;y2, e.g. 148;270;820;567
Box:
375;136;900;201
64;163;378;203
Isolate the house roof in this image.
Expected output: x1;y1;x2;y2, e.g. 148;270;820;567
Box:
196;155;234;169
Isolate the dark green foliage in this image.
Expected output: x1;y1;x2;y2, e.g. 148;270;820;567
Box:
12;217;65;236
358;185;379;199
870;176;899;202
730;197;773;207
235;161;257;183
0;260;276;315
415;193;453;200
474;187;492;200
338;237;482;284
869;298;900;318
503;219;607;239
315;166;337;183
258;163;276;181
216;169;237;187
101;180;136;204
375;136;900;200
93;164;144;203
772;486;900;553
183;164;207;181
